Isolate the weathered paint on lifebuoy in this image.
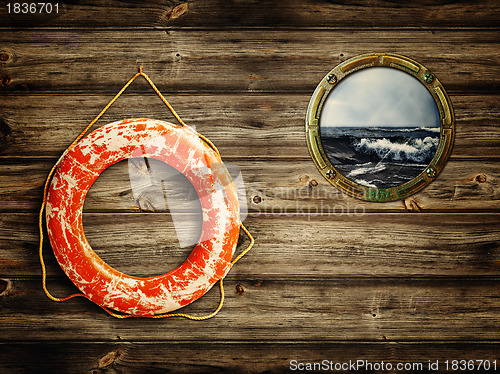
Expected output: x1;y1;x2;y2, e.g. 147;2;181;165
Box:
45;118;240;316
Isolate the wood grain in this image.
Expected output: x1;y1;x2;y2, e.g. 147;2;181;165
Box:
1;30;499;94
0;158;498;214
1;213;498;277
1;341;500;374
0;94;498;158
0;278;499;342
1;0;499;369
1;0;499;29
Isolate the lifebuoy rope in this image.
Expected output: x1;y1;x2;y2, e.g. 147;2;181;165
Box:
38;67;254;320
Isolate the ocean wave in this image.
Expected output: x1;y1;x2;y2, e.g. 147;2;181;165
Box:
359;126;440;132
347;162;386;178
354;136;439;163
354;178;378;188
418;126;440;133
377;126;440;133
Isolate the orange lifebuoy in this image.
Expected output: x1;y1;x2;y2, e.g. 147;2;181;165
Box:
45;118;240;316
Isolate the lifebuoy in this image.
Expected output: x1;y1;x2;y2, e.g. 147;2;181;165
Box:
45;118;240;316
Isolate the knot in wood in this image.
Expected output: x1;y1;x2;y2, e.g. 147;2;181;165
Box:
235;283;245;295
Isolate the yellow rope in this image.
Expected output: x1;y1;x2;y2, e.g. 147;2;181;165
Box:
39;67;254;320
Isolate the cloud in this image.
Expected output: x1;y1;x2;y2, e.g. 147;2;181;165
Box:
320;67;440;128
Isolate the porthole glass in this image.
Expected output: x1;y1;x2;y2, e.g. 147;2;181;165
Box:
306;53;455;202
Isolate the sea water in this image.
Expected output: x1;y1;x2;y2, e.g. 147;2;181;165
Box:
320;126;440;188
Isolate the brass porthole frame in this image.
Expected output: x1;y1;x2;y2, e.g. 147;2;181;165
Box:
305;53;455;202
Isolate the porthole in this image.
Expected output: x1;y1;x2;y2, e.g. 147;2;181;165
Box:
306;53;455;202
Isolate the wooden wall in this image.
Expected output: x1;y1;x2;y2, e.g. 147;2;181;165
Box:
1;1;499;372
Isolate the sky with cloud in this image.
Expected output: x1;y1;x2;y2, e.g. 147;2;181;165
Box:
320;67;440;128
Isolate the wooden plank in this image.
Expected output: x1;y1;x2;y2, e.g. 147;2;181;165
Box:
0;158;498;214
0;94;498;158
1;0;499;29
0;0;497;366
1;341;500;374
1;213;499;277
0;278;499;341
0;30;499;94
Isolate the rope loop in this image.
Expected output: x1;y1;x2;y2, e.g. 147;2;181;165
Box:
39;68;254;320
